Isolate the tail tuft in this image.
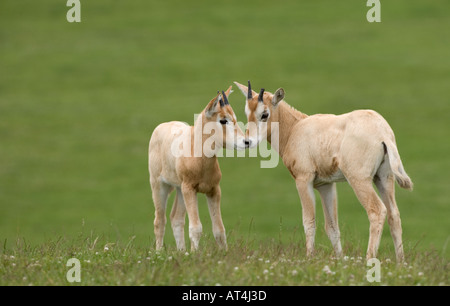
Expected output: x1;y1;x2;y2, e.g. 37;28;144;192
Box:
395;170;414;191
383;141;413;191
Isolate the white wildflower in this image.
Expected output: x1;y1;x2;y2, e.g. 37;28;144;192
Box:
322;265;335;275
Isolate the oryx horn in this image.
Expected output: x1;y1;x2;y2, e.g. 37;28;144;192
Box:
247;80;253;100
218;90;225;107
258;88;265;102
221;91;229;105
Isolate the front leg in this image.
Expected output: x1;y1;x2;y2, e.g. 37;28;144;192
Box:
206;186;227;250
316;183;342;257
295;175;316;257
181;183;202;251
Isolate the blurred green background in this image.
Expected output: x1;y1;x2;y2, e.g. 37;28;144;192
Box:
0;0;449;257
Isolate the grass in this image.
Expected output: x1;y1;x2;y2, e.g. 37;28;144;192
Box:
1;233;447;286
0;0;449;285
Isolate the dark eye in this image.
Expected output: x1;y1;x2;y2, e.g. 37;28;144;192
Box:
261;113;269;121
220;119;228;125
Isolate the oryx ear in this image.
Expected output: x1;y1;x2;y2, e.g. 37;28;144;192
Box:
272;88;285;106
233;81;257;100
206;92;221;118
224;85;233;98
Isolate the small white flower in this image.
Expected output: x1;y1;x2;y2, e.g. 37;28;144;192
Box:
234;266;239;271
291;270;298;276
418;272;424;277
343;256;349;261
322;265;335;275
104;246;109;251
265;259;270;264
184;252;189;256
263;269;269;275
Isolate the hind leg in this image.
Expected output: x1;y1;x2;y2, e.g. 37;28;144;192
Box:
348;177;387;260
170;187;186;251
375;161;404;262
151;179;173;250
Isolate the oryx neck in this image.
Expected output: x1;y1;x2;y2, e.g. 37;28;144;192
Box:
274;101;308;158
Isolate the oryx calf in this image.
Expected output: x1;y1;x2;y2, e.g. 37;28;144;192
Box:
235;81;413;262
148;87;247;251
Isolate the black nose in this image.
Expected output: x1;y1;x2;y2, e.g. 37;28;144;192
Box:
244;140;251;147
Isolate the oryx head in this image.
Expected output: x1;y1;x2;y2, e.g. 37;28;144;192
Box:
234;80;285;148
203;86;248;151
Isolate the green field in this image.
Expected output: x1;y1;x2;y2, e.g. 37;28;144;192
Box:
0;0;449;285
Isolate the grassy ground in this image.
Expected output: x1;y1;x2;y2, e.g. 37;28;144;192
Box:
1;234;447;286
0;0;449;285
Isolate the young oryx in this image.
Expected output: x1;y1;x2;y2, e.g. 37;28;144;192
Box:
235;81;413;262
148;87;247;251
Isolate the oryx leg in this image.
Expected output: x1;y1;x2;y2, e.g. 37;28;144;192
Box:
316;183;342;257
151;179;173;250
170;187;186;251
206;186;227;250
348;177;387;260
374;160;404;262
181;183;202;251
296;175;316;257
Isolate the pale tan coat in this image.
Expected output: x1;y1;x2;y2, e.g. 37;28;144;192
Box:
149;87;246;251
235;81;412;261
